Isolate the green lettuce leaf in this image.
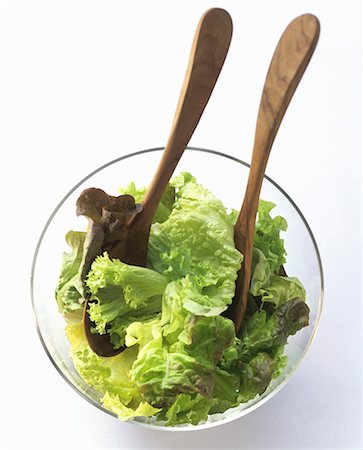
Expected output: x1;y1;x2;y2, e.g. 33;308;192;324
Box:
66;322;160;419
160;281;188;343
163;393;211;426
259;274;306;308
250;247;306;307
148;172;243;316
86;253;167;345
253;200;287;273
118;182;175;224
208;367;240;414
250;247;272;296
66;322;139;403
133;347;214;407
102;392;161;421
238;297;310;362
127;319;214;407
106;312;158;349
55;231;86;321
127;314;235;408
159;367;240;425
180;315;235;368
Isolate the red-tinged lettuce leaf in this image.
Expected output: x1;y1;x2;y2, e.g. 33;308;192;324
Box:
76;188;142;283
236;297;310;364
237;352;276;402
55;189;141;321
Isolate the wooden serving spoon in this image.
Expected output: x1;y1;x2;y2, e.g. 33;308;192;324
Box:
84;7;233;356
227;14;320;333
123;7;233;267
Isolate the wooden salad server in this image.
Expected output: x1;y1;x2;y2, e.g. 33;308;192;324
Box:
123;7;233;267
227;14;320;333
84;8;233;356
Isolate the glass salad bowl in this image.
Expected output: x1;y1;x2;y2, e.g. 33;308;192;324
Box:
31;147;323;431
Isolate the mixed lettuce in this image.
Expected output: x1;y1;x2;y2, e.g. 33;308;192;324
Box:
55;172;309;426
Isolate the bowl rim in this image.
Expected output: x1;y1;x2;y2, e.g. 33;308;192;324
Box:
30;146;324;431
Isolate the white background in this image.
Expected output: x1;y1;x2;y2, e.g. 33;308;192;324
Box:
0;1;362;449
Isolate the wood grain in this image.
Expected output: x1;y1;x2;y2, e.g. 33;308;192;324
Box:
124;8;233;266
228;14;320;333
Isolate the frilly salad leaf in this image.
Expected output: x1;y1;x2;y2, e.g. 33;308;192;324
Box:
66;322;159;420
126;315;235;408
219;297;309;402
86;253;167;348
56;172;310;426
55;189;142;319
223;297;310;369
55;231;86;322
66;321;138;401
118;182;175;224
253;200;287;273
148;172;243;316
250;247;306;307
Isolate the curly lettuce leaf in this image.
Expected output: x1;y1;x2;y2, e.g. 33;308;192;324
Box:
66;322;159;420
107;312;158;349
253;200;287;273
259;274;306;308
148;172;243;316
87;253;167;309
133;347;214;407
55;231;86;320
127;319;214;406
250;247;272;296
158;367;240;425
127;314;235;408
218;298;309;403
66;322;139;402
163;393;211;426
86;253;167;344
238;297;310;363
250;247;306;307
180;315;235;367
